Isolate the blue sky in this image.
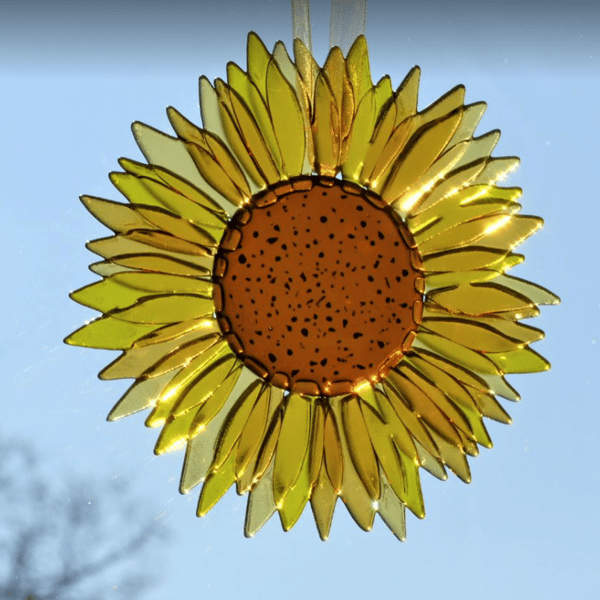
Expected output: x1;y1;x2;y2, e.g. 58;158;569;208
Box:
1;1;599;598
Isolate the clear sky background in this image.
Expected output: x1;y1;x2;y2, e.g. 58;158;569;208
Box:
1;0;599;598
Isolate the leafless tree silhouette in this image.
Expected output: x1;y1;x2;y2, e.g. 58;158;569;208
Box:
0;438;169;600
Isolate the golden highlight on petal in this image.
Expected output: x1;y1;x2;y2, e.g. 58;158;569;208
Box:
66;32;558;541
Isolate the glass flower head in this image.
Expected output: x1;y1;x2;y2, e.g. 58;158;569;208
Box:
66;33;559;540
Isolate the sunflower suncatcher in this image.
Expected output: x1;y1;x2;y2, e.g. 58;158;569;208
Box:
66;24;558;540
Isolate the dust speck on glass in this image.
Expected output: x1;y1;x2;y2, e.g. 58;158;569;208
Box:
65;0;559;541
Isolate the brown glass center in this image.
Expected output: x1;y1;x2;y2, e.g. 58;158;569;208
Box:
214;177;422;397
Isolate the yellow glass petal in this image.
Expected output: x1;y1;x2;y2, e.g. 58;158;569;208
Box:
401;160;486;217
99;254;210;278
470;389;512;424
400;364;475;441
323;409;344;493
373;75;394;119
342;88;376;182
487;347;550;374
374;389;418;462
346;35;372;104
360;101;396;185
429;282;536;316
266;58;306;177
144;334;222;380
330;401;376;530
386;369;464;447
254;409;283;482
422;317;525;353
313;72;340;176
147;340;230;426
153;408;197;455
110;294;214;324
378;474;407;541
124;229;212;257
394;66;420;126
309;402;325;488
175;355;238;420
396;447;425;518
71;272;212;313
425;269;502;290
278;442;312;531
107;370;179;421
361;404;409;506
222;82;282;184
185;142;249;208
341;397;380;500
131;122;230;209
211;380;263;471
425;427;471;483
413;439;447;480
422;247;520;273
416;85;465;127
197;448;237;517
244;461;277;537
473;156;520;186
470;316;545;346
447;101;486;146
247;32;271;98
235;384;270;478
452;130;500;171
179;369;259;494
118;157;160;180
417;331;501;375
133;205;217;248
273;393;313;506
151;163;229;218
382;110;463;202
134;316;219;348
381;381;440;460
310;464;338;541
100;327;216;381
493;274;560;306
64;316;160;350
293;37;319;102
80;196;151;233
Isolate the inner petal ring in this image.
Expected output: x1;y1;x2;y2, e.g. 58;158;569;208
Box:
214;176;423;397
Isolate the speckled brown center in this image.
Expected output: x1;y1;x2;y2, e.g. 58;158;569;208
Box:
214;177;422;397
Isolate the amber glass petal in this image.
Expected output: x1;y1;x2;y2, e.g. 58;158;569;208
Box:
360;102;396;185
470;389;512;424
425;427;471;483
374;389;418;462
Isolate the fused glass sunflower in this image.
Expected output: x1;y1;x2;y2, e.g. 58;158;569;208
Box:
66;33;559;540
